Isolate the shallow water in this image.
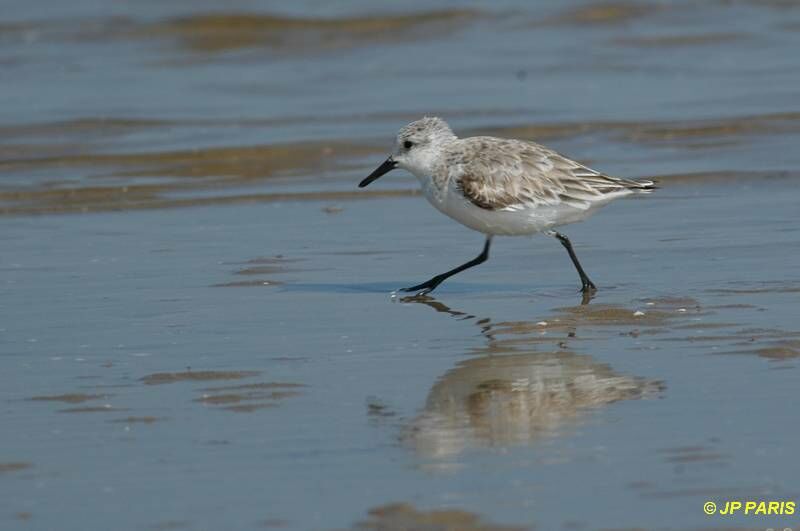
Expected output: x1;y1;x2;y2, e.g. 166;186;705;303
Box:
2;1;800;530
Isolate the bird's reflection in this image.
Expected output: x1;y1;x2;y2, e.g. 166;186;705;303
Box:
398;295;664;459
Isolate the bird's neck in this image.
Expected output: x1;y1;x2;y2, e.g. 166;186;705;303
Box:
407;138;457;190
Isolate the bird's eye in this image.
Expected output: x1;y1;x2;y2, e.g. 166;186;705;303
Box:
403;140;414;149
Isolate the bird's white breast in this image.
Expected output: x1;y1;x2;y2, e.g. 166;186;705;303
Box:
418;175;599;236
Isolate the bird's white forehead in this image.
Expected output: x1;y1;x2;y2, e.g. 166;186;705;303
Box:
397;116;453;140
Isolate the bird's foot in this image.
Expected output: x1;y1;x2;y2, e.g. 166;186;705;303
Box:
399;287;434;297
398;280;439;298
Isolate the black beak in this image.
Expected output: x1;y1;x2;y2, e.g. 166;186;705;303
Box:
358;157;397;188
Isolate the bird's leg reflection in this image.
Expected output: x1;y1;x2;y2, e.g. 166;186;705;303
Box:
399;294;472;318
580;288;595;306
399;293;588;345
399;295;498;340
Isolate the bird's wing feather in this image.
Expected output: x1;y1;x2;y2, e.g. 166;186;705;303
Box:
452;138;653;211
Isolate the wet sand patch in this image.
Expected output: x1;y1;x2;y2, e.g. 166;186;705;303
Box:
730;0;800;8
480;300;688;341
614;32;748;47
211;279;284;288
193;390;302;405
107;416;167;424
0;462;32;474
498;303;673;333
757;346;800;360
555;303;677;326
325;250;406;256
150;521;190;531
662;452;728;464
193;393;253;405
628;112;800;141
707;281;800;295
487;112;800;150
200;382;306;392
657;444;728;465
340;503;529;531
58;406;129;414
28;392;109;404
236;256;306;265
140;370;260;385
0;137;381;215
25;391;127;415
639;296;702;309
0;117;171;144
138;370;303;413
138;10;481;55
221;403;278;413
3;112;799;217
405;295;707;354
1;139;374;180
707;304;760;310
0;10;483;64
234;265;292;276
194;381;305;412
543;2;659;26
0;187;418;216
663;325;800;360
672;322;740;330
754;340;800;360
214;255;307;288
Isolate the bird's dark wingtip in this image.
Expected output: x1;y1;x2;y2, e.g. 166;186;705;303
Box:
636;178;659;192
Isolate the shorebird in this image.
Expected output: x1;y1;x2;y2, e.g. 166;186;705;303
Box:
359;117;655;296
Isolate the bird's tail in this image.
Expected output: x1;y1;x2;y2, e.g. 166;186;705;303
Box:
623;178;658;193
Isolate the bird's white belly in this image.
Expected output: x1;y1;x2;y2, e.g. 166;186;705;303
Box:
421;181;598;236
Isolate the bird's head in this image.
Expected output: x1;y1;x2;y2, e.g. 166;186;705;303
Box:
359;117;457;187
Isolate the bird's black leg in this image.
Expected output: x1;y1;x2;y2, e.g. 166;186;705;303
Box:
551;231;597;293
400;236;492;296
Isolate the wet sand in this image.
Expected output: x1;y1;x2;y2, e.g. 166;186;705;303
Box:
2;0;800;530
3;175;799;530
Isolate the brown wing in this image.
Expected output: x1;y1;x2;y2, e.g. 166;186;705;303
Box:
453;137;654;211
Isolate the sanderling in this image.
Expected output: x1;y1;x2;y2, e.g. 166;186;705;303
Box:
359;116;655;296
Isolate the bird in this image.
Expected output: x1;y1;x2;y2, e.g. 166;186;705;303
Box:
358;116;655;296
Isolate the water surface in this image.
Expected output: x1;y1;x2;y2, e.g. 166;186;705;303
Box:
2;1;800;530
